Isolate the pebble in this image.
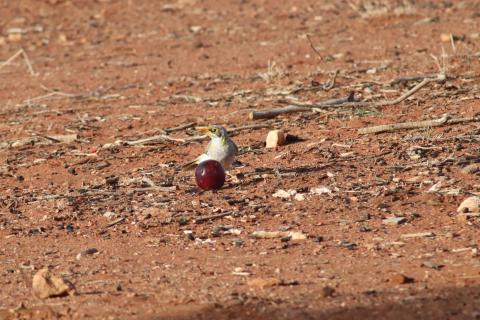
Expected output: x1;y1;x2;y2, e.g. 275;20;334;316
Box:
266;129;285;148
382;217;407;225
321;286;335;298
32;268;75;299
76;248;99;260
457;196;480;213
8;32;22;42
310;186;332;195
440;33;451;42
103;211;117;219
272;189;296;199
247;278;280;289
389;274;414;285
421;261;444;270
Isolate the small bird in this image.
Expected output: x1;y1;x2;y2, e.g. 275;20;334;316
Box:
182;125;238;170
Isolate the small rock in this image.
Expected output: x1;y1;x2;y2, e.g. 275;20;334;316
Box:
266;129;285;148
189;25;202;33
359;224;371;232
247;278;280;289
103;211;116;219
421;261;444;270
310;186;332;195
440;33;451;42
382;217;407;225
8;32;22;42
294;193;305;201
232;239;244;247
32;268;75;299
76;248;99;260
321;286;335;298
389;274;414;285
272;189;296;199
289;231;307;240
457;196;480;213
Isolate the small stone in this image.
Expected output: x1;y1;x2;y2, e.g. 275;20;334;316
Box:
310;186;332;195
272;189;296;199
421;261;444;270
440;33;451;42
247;278;280;289
294;193;305;201
289;231;307;240
58;33;68;44
266;129;285;148
189;25;202;33
382;217;407;225
76;248;99;260
359;224;371;232
389;274;414;285
103;211;116;219
457;196;480;213
8;32;22;42
232;239;244;247
32;268;75;299
321;286;335;298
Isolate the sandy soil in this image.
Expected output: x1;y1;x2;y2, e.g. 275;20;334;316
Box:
1;0;480;319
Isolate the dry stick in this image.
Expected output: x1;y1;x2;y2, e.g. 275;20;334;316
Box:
249;105;312;120
194;211;236;224
0;48;35;76
376;77;435;107
358;115;480;134
306;34;322;60
390;73;439;85
249;76;444;120
125;134;186;145
249;93;354;120
164;122;196;133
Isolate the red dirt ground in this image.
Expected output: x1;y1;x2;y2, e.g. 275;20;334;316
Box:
1;1;480;319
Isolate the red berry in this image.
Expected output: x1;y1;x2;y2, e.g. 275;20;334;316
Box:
195;160;225;190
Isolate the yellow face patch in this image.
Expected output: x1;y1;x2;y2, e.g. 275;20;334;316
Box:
208;126;222;137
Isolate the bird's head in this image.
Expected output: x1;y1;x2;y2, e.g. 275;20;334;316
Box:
197;125;228;139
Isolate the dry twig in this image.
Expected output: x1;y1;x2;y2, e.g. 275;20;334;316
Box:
249;74;445;120
359;114;480;134
0;48;36;76
194;211;236;223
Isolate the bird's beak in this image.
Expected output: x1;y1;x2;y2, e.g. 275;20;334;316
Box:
197;126;212;136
